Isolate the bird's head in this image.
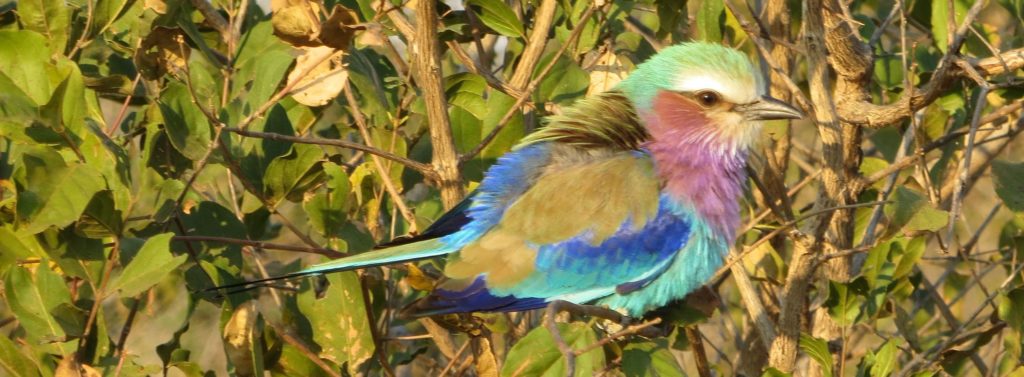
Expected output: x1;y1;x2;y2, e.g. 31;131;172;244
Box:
617;42;802;154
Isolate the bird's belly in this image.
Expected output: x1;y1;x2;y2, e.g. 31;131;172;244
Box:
594;230;727;316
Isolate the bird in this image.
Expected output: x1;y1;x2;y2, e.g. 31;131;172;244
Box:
221;42;802;318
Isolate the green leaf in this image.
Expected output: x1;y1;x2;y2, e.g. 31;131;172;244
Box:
696;0;724;42
91;0;131;35
15;146;106;234
450;105;483;154
892;237;926;281
263;143;323;205
303;162;350;238
0;30;66;106
930;0;969;52
762;368;793;377
799;334;834;377
0;225;47;270
158;82;214;161
297;272;374;375
501;322;605;377
993;160;1024;212
621;339;685;377
4;262;76;356
870;340;899;377
108;233;187;297
536;52;589;105
275;344;334;377
15;0;69;53
826;279;866;326
1000;288;1024;332
77;190;124;237
479;90;525;159
466;0;524;37
0;335;40;377
884;187;949;233
445;73;488;119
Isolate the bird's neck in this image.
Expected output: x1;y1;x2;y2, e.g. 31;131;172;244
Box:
642;93;749;239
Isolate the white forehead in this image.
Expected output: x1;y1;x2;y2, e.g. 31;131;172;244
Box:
671;71;762;104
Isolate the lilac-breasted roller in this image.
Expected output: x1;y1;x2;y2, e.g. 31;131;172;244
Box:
234;42;802;317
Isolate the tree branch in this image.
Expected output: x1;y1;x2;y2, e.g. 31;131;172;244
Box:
507;0;558;90
411;0;464;209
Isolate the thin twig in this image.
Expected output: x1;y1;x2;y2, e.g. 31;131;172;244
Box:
171;235;343;258
685;326;712;377
944;86;990;250
223;127;437;179
341;82;420;233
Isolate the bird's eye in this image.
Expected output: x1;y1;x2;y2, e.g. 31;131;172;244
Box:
695;91;720;108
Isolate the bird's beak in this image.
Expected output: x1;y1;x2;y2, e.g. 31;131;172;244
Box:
735;96;804;121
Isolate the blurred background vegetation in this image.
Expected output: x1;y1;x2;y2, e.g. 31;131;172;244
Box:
0;0;1023;375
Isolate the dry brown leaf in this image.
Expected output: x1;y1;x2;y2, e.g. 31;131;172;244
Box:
133;27;190;79
223;301;261;377
586;48;629;95
287;46;348;106
317;4;360;49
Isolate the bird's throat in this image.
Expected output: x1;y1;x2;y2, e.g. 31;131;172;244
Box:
643;91;749;239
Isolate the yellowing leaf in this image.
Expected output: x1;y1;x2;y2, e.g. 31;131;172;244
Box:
404;263;435;291
297;272;374;375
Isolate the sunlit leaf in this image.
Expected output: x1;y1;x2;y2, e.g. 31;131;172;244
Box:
4;262;76;355
0;30;66;106
993;160;1024;212
696;0;724;42
15;0;68;53
14;147;105;233
501;322;605;377
108;233;187;297
871;340;899;377
467;0;525;38
0;335;40;377
799;334;834;377
930;0;969;52
297;272;374;375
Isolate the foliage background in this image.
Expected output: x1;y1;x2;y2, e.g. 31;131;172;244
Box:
0;0;1023;375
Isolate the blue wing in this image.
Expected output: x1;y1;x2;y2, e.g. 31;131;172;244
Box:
406;150;694;316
